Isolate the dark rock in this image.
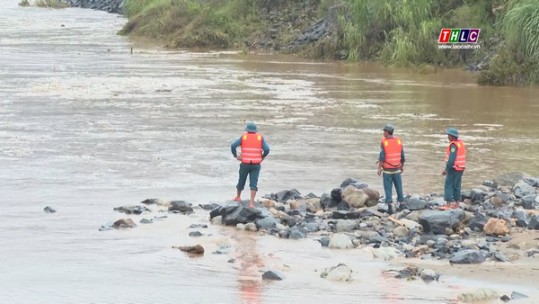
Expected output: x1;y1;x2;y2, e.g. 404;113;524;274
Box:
113;218;137;229
330;188;342;202
275;189;302;202
419;210;465;234
262;270;284;280
209;206;222;219
522;195;536;209
221;205;262;226
198;203;220;210
336;201;350;210
492;252;508;262
500;235;511;242
140;198;161;205
339;178;368;190
113;205;150;215
468;214;488;232
331;210;360;219
175;244;204;255
513;210;529;228
255;216;278;230
404;196;427;211
305;192;318;199
482;180;498;188
416;234;440;245
449;250;486;264
317;236;330;247
500;295;510;302
513;181;535;198
189;231;203;237
168;200;194;214
301;222;321;233
189;224;208;229
486;236;499;242
139;218;153;224
527;215;539;230
511;291;529;299
524;177;539;187
395;265;419;279
470;189;488;203
43;206;56;213
288;226;307;239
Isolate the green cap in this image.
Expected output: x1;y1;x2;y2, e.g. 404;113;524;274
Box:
383;124;394;133
446;127;459;138
245;122;258;132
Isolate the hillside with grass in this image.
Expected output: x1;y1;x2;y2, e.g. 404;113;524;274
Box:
119;0;539;86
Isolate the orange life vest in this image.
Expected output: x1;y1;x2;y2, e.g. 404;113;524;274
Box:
445;139;466;171
241;132;263;164
382;137;403;169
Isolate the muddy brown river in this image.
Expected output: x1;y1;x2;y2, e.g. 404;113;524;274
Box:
1;1;538;303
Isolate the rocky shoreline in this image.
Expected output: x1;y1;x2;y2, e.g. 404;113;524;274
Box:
78;171;539;302
63;0;124;14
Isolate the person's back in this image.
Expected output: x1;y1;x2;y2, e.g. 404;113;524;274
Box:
377;124;405;214
230;122;270;208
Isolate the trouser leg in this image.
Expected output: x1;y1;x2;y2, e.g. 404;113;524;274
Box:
248;164;261;191
236;163;249;191
444;170;455;202
393;173;404;202
383;172;393;203
454;171;463;201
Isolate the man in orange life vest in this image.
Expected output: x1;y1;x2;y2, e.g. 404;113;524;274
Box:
440;127;466;210
231;122;270;208
377;124;405;215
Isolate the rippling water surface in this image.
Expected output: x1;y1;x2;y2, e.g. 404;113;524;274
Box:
1;1;538;303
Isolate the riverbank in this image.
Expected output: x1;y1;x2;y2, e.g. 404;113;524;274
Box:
20;0;539;86
102;172;539;302
118;0;539;86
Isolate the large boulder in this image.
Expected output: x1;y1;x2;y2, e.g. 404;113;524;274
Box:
483;218;511;235
220;205;262;226
449;250;486;264
341;185;369;208
419;210;466;234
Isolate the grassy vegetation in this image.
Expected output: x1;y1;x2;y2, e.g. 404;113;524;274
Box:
478;0;539;85
120;0;539;86
120;0;275;49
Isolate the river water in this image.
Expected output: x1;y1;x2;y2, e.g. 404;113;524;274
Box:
1;1;538;303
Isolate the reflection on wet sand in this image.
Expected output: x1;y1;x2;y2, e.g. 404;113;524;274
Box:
235;232;264;304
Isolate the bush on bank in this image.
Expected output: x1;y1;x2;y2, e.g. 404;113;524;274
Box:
119;0;539;86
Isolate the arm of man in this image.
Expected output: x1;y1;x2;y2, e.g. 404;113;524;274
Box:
261;137;270;159
445;143;457;172
400;147;405;172
231;137;241;158
377;148;385;176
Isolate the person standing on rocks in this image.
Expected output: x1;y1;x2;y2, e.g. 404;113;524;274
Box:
440;127;466;210
377;124;405;214
231;122;270;208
